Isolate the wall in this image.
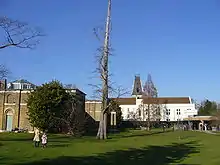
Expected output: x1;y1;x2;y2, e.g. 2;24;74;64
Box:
0;90;32;131
160;103;197;121
0;89;86;132
120;103;197;122
85;101;102;121
84;97;198;124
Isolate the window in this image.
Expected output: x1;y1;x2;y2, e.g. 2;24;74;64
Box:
127;108;130;119
176;109;181;115
156;108;160;115
12;83;21;89
138;109;141;117
166;118;170;122
187;109;191;110
166;109;170;115
23;84;27;89
6;94;15;103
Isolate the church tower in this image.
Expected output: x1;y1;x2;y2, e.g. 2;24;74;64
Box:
132;75;143;97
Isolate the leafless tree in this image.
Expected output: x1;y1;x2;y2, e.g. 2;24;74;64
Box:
57;91;88;136
90;0;129;139
0;64;9;79
142;74;160;130
0;16;44;49
88;0;111;140
126;108;143;129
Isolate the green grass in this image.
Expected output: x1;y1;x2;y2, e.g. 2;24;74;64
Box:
0;130;220;165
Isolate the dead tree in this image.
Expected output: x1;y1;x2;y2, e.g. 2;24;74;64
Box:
56;91;88;136
92;0;112;140
0;16;44;49
0;65;9;79
143;74;159;130
90;0;128;139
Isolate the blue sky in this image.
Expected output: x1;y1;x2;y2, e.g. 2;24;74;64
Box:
0;0;220;101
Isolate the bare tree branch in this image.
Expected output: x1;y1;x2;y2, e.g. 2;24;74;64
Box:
54;93;89;136
0;64;9;79
0;16;44;50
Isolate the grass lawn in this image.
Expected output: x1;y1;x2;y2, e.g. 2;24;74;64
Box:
0;130;220;165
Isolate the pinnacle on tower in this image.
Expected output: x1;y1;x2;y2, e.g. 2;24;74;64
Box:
132;75;143;96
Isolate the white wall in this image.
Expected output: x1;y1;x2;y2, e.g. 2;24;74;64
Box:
119;98;198;122
120;104;138;120
160;103;197;121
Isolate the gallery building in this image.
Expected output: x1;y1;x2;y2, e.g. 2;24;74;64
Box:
0;79;86;132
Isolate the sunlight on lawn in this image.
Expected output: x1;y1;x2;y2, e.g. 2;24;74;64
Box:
0;130;220;165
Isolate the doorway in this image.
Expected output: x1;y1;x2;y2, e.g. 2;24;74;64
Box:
5;110;13;131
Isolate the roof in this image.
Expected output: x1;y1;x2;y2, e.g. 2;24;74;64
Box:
11;79;33;84
111;98;136;105
143;97;191;104
86;98;136;105
66;88;86;96
86;99;101;102
86;97;191;105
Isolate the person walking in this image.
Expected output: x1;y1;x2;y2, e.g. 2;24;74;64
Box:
41;132;47;148
33;128;40;147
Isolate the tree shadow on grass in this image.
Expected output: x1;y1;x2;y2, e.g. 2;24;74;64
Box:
0;136;32;142
47;143;69;148
14;141;200;165
112;130;172;139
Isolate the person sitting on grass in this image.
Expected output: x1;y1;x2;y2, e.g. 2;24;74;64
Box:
41;132;47;148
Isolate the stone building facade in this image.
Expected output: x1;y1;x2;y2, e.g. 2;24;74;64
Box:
85;100;102;121
0;88;86;132
0;90;32;132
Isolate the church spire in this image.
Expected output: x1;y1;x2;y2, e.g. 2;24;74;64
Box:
132;75;143;96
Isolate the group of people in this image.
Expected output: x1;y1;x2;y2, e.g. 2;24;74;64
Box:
33;128;47;148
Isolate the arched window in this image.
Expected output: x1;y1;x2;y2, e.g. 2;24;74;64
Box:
5;109;13;115
6;94;15;103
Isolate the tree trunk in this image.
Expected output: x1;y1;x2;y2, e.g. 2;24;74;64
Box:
104;113;107;139
97;112;104;139
147;103;150;131
97;0;111;140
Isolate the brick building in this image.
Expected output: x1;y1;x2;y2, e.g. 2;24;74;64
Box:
0;90;32;131
0;80;86;132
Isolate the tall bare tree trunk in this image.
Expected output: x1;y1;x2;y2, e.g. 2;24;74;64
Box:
147;103;150;131
96;0;111;140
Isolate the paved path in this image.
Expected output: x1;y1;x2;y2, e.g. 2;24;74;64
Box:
194;130;217;135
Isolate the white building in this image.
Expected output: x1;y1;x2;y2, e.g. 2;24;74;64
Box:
7;79;36;90
115;96;197;122
115;75;198;122
85;75;198;123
